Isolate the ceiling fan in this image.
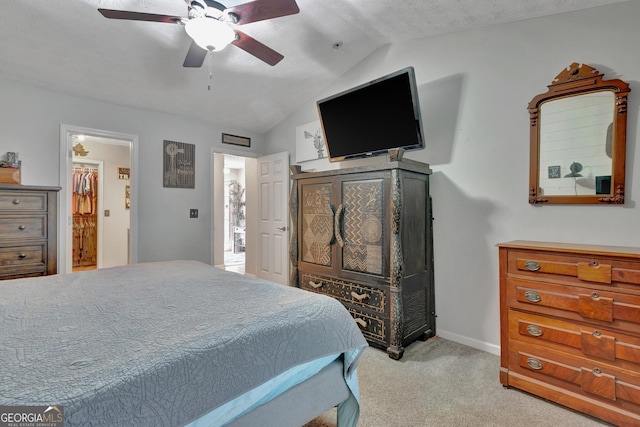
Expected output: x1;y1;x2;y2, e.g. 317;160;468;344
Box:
98;0;300;67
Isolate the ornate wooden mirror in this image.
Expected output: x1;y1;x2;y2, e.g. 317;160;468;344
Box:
528;63;630;204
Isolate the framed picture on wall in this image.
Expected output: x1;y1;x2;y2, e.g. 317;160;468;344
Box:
295;120;326;163
118;167;130;180
163;140;195;189
222;133;251;147
125;185;130;209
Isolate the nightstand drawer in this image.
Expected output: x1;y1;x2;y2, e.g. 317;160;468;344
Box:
299;272;386;313
0;244;46;267
0;191;47;211
0;215;47;240
507;249;640;289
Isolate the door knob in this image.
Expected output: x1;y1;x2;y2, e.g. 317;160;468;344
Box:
277;226;288;231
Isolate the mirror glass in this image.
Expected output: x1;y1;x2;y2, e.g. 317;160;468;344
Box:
538;91;614;196
528;63;630;205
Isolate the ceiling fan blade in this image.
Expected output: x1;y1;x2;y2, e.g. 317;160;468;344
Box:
226;0;299;25
232;30;284;66
183;41;208;68
98;9;183;24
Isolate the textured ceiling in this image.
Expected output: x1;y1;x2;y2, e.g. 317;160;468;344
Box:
0;0;628;134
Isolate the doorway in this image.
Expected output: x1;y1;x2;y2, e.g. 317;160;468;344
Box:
223;154;246;274
59;125;138;274
211;150;289;283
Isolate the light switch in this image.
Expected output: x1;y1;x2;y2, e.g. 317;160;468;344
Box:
190;209;198;218
104;210;110;217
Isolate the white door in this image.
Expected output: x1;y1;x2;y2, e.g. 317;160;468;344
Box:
257;152;289;284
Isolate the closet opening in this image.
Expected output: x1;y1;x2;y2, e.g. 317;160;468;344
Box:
72;162;101;272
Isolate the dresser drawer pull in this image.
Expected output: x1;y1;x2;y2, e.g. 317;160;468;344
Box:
526;325;543;337
350;291;370;302
12;199;20;205
354;318;368;328
18;253;27;259
18;224;26;230
524;291;541;303
526;358;543;370
593;330;601;337
308;281;324;289
591;292;600;299
593;367;602;375
524;261;540;271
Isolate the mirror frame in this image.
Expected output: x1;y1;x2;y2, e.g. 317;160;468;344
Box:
528;63;630;204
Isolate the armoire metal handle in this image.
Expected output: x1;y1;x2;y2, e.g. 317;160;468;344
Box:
354;318;367;328
351;291;370;302
334;204;344;248
309;281;323;289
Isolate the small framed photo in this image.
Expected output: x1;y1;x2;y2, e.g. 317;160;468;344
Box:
6;152;17;164
118;167;130;180
222;133;251;147
125;185;131;209
548;165;561;179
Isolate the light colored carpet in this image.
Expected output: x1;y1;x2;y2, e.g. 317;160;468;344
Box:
305;337;612;427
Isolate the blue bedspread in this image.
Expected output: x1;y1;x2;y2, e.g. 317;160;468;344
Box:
0;261;368;426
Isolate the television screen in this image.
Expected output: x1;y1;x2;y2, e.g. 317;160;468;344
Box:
317;66;425;162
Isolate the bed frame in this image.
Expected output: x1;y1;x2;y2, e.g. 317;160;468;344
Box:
0;261;367;427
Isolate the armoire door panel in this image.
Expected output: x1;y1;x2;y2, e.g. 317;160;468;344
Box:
340;178;385;276
299;182;334;267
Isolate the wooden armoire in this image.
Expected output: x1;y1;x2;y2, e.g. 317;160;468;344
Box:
289;157;435;359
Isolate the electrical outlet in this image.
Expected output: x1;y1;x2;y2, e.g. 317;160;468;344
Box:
189;209;198;218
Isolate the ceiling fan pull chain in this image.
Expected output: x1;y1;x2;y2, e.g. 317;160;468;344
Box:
208;50;213;91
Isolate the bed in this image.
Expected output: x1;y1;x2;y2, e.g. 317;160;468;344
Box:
0;260;368;426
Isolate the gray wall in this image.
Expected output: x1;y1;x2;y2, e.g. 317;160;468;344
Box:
0;78;264;264
264;1;640;353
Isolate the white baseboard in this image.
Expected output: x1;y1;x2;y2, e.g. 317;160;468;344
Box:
436;329;500;356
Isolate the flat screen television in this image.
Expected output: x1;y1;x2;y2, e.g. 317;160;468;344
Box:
317;66;425;162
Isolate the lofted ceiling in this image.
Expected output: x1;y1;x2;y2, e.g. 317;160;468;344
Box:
0;0;628;135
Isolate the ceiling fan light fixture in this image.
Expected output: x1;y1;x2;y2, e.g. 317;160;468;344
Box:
185;17;235;51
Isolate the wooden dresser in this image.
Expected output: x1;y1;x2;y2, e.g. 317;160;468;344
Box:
499;240;640;426
0;184;60;279
290;158;435;359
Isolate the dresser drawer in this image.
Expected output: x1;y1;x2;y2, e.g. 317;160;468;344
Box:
0;244;46;267
0;191;47;211
508;277;640;334
510;310;640;371
0;215;47;240
0;265;46;279
510;340;640;410
348;307;387;344
507;248;640;290
299;272;386;313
